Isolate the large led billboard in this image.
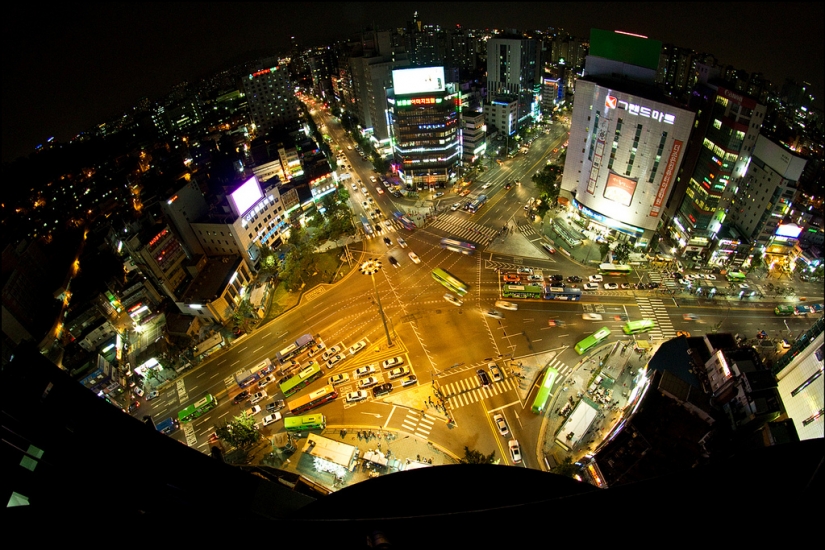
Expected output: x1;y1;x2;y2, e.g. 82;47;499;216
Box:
392;67;445;96
775;224;803;239
229;176;263;217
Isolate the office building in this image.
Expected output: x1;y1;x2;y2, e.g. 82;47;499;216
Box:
242;63;301;136
388;66;460;187
560;30;694;247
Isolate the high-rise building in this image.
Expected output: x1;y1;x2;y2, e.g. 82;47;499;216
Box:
672;82;766;264
486;35;539;131
560;30;694;247
388;67;460;187
460;110;486;166
242;63;301;136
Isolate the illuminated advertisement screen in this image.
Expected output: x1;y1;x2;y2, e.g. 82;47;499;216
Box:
392;67;445;96
603;173;637;207
229;176;263;216
775;224;803;238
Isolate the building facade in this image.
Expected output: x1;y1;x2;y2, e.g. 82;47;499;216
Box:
242;64;301;136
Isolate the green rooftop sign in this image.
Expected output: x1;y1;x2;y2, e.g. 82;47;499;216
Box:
589;29;661;70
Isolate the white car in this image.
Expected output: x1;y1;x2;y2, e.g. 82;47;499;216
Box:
603;283;619;290
397;238;407;248
443;293;463;306
245;405;262;417
250;391;268;405
408;252;421;264
307;342;326;357
358;376;379;390
348;340;368;355
705;274;717;280
322;346;342;360
582;313;604;320
346;390;369;403
488;362;503;382
583;283;600;291
484;310;505;319
329;373;350;386
451;203;461;211
133;386;145;398
516;267;533;275
508;439;522;464
355;364;376;378
495;300;518;311
382;357;404;369
262;413;282;427
481;182;491;189
388;366;411;379
588;274;604;282
400;375;418;387
258;376;274;389
325;354;345;368
361;187;368;194
493;413;509;436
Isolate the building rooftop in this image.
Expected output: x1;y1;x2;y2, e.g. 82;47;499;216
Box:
179;256;242;303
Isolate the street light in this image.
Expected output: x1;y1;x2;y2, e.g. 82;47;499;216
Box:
359;259;393;347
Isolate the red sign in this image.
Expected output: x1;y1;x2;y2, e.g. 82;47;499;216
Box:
605;95;618;109
650;140;683;217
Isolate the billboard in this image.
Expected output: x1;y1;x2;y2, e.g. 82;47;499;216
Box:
229;176;263;217
392;67;445;96
603;173;637;207
775;224;803;239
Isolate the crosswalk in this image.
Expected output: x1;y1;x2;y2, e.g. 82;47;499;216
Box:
363;219;399;239
440;356;572;411
635;296;677;340
399;409;438;439
427;214;499;245
647;271;680;291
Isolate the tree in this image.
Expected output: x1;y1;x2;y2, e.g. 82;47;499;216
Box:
612;242;632;264
532;164;562;206
459;446;497;464
551;456;581;479
599;242;611;261
215;412;261;449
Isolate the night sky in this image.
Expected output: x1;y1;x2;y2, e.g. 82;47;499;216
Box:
3;2;823;162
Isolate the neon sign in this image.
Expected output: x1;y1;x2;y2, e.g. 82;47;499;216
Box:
606;95;675;124
397;97;442;107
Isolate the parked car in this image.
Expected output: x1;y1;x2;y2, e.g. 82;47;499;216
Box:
382;357;404;369
346;390;369;403
358;377;379;390
372;383;393;397
329;373;350;386
494;413;509;436
388;366;411;380
355;364;376;378
348;340;368;355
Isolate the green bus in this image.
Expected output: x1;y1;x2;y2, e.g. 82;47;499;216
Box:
432;268;469;296
726;271;746;282
774;304;795;316
599;263;632;275
502;284;543;299
177;394;218;423
574;327;612;355
622;319;656;335
284;414;327;432
531;367;559;415
279;364;324;397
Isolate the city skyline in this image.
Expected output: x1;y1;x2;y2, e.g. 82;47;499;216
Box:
3;2;823;163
